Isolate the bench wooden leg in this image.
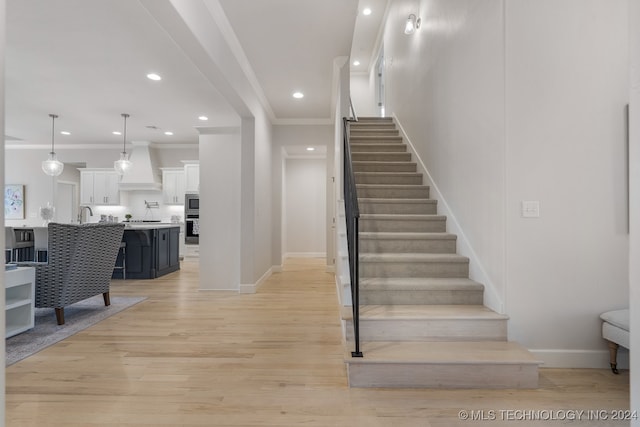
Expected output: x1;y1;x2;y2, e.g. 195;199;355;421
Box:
103;292;111;307
55;308;65;325
608;341;619;374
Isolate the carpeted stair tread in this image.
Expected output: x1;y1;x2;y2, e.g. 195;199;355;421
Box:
359;198;435;204
360;213;446;221
360;277;484;291
360;231;456;240
361;252;469;263
343;304;507;321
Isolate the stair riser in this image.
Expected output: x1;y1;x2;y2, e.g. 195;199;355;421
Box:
353;162;417;173
347;363;539;388
351;144;407;153
357;187;429;199
359;202;437;215
360;238;456;254
352;153;411;162
345;319;507;342
360;290;484;305
360;261;469;278
355;175;423;185
360;218;446;233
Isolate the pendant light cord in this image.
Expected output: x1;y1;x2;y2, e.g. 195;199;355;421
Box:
122;113;129;154
49;114;58;154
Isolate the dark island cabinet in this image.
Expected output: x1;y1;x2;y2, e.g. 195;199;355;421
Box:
157;226;180;276
112;226;180;279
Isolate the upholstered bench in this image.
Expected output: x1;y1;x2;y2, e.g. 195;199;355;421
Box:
600;309;630;374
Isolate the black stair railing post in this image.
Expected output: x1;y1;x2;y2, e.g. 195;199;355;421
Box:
343;117;363;358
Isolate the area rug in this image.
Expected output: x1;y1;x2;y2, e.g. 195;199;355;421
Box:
5;295;146;366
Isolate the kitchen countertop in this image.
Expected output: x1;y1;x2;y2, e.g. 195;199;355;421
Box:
124;223;182;230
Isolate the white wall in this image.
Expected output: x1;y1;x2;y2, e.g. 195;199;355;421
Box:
382;0;507;310
350;72;377;117
505;0;629;366
284;158;326;257
628;0;640;420
0;0;6;421
357;0;630;367
199;129;241;291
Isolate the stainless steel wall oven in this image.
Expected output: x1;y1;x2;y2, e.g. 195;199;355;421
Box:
185;193;199;244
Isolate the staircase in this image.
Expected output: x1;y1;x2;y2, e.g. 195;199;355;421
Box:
343;117;540;388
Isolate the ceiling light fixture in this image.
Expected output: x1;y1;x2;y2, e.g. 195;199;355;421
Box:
114;113;133;175
60;131;71;135
198;116;209;121
404;13;421;35
146;73;162;81
293;91;304;99
112;131;122;135
42;114;64;176
306;147;315;151
363;7;372;15
164;131;173;136
353;60;361;66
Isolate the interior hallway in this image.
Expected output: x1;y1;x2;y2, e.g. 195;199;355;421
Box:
5;258;630;426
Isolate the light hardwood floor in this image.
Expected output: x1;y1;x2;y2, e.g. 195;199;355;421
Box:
6;258;630;426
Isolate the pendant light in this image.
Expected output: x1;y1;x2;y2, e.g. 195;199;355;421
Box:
42;114;64;176
114;113;132;175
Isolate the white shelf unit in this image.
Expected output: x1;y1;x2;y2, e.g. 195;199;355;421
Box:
5;266;35;338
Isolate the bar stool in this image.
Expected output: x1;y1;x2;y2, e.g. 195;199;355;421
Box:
33;227;49;262
5;227;17;262
113;241;126;279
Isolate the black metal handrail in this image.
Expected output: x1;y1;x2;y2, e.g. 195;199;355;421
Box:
343;117;363;357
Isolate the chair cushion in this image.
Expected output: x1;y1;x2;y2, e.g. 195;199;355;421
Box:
600;309;629;332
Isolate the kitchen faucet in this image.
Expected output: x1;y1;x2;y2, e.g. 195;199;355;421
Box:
78;206;93;224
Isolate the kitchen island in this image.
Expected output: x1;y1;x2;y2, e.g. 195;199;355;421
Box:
112;224;180;279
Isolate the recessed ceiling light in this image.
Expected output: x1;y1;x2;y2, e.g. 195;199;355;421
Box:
353;60;360;66
112;131;122;135
146;73;162;81
306;147;315;151
198;116;209;121
60;131;71;135
293;91;304;99
363;8;372;16
164;131;174;136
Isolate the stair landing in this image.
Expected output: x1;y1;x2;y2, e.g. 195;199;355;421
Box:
346;341;540;389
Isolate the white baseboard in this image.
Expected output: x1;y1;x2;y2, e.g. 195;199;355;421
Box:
239;267;274;294
530;348;629;369
284;252;326;258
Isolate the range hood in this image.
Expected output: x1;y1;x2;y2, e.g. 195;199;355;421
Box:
118;141;162;191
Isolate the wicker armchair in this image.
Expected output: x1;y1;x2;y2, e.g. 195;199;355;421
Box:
21;222;125;325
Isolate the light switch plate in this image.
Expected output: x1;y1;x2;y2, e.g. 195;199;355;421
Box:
521;201;540;218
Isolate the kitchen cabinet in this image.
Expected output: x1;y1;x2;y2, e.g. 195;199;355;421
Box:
115;225;180;279
184;163;199;192
161;168;185;205
157;227;180;275
80;169;120;205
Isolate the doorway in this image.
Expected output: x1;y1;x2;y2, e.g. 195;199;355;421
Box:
56;181;77;223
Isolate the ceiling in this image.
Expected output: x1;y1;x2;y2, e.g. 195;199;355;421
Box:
4;0;387;150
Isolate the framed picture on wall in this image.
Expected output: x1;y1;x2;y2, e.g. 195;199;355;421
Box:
5;185;25;220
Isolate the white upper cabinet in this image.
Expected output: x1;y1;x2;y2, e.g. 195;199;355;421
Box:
161;168;186;205
184;162;199;193
79;169;120;205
